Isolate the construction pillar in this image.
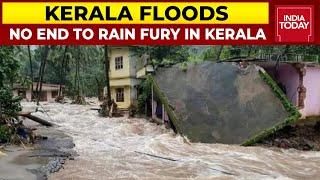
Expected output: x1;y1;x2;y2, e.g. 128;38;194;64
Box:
162;104;165;123
151;84;155;119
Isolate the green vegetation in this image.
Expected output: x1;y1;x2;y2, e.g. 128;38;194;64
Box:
147;65;302;145
242;70;301;146
137;79;151;114
0;88;22;119
0;125;12;143
146;75;181;134
132;46;189;67
2;45;320;143
0;46;22;118
0;46;22;143
14;45;320;100
0;46;20;87
17;46;106;98
179;62;188;72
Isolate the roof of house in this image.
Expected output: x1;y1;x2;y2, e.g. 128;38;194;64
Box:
220;58;320;67
13;83;64;91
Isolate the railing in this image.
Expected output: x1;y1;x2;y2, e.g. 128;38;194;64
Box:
258;53;319;63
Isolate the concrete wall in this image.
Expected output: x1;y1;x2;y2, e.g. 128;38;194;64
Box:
109;47;132;79
26;91;32;101
301;67;320;117
47;91;53;102
110;86;131;109
129;48;138;77
109;77;140;109
264;64;320;118
108;46;140;109
154;62;291;143
13;90;56;102
264;64;300;106
277;64;300;106
130;86;137;106
13;90;31;101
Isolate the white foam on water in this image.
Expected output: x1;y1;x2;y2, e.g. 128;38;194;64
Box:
21;101;320;179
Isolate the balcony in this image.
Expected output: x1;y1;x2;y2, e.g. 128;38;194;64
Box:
136;65;154;79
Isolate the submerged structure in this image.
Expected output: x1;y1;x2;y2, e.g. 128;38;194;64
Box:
148;61;301;145
13;83;63;102
255;60;320;120
108;46;154;109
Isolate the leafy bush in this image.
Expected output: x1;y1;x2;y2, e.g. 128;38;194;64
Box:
0;125;12;143
0;46;22;119
0;87;22;119
0;46;19;87
0;46;22;143
137;79;151;114
179;62;188;72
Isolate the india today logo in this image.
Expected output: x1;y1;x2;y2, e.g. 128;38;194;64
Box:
276;5;314;42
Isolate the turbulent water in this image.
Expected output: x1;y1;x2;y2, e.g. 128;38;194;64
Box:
22;101;320;179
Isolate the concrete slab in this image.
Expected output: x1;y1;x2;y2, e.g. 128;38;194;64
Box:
153;62;294;144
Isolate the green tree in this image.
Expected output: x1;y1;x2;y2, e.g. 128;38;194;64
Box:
0;87;22;119
27;45;34;98
0;46;20;87
64;46;105;98
104;45;111;101
133;46;190;67
35;46;50;104
0;46;22;143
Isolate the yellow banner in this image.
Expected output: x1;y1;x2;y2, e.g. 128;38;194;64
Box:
2;2;269;24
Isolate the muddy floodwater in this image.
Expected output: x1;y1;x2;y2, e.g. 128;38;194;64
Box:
22;102;320;179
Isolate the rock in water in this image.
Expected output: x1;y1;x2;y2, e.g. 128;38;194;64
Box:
153;62;291;144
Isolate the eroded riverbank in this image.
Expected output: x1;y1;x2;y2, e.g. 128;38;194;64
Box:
0;120;75;179
13;102;320;179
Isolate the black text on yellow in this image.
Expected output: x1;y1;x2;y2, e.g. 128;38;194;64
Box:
45;5;228;21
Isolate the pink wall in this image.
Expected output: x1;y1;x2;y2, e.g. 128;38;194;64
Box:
277;65;300;106
264;64;300;106
301;67;320;118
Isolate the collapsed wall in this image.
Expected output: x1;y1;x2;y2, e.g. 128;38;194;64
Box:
150;62;300;145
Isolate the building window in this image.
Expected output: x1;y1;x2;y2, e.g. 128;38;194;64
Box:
52;91;59;98
116;88;124;102
39;91;47;101
115;56;123;70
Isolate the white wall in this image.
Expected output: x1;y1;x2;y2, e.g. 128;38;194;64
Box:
301;67;320;118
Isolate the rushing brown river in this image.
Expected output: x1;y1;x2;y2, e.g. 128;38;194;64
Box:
22;101;320;179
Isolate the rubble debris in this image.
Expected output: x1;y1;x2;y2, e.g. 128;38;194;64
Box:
55;96;66;103
72;95;87;105
315;121;320;132
0;117;35;145
150;62;300;144
259;124;320;151
0;125;76;179
128;105;137;118
99;97;121;117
